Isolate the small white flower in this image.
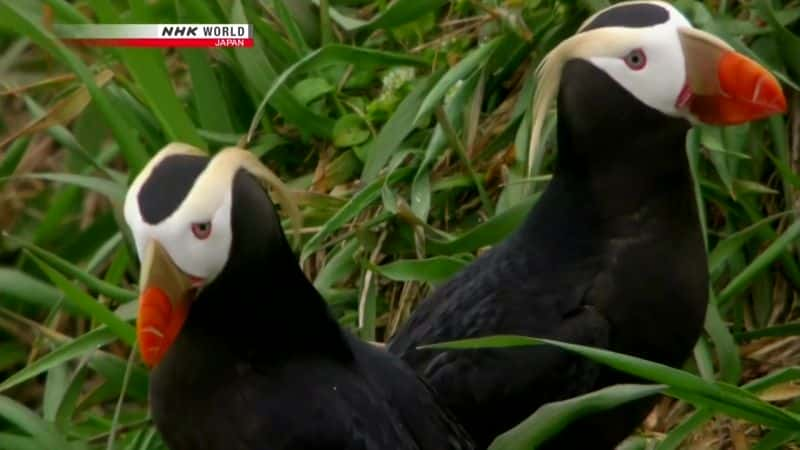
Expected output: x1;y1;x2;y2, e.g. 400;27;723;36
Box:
381;66;416;92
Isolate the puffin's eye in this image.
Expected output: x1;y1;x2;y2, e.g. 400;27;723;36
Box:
191;222;212;240
623;49;647;70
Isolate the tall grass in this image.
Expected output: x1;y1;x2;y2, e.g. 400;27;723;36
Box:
0;0;798;449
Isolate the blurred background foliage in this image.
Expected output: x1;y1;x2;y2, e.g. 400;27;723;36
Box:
0;0;799;448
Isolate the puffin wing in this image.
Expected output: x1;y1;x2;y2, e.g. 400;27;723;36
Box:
388;247;612;444
350;336;476;450
231;358;425;450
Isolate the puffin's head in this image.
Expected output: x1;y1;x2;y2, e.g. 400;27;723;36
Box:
529;0;787;158
124;144;299;367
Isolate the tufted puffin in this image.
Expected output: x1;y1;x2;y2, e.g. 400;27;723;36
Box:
387;1;787;448
124;145;475;450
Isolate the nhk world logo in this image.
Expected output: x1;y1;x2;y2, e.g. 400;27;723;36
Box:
54;24;253;48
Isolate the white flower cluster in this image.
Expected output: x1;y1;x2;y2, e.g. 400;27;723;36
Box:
381;66;416;92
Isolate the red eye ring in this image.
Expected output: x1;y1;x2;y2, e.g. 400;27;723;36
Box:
191;222;212;239
624;49;647;71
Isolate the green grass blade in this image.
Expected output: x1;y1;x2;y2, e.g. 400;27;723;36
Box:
0;138;29;186
106;344;137;450
85;353;149;402
656;408;715;450
718;219;800;306
28;253;136;345
270;0;311;56
372;255;471;284
735;322;800;340
708;213;788;279
0;2;149;172
693;336;715;381
251;15;301;66
7;236;136;303
313;239;360;291
0;433;45;450
55;364;90;430
319;0;332;45
43;0;91;24
362;73;440;181
704;297;742;384
427;195;538;255
424;335;800;430
0;396;74;450
20;95;116;177
31;184;82;244
231;0;333;138
180;49;235;133
82;0;118;23
118;49;206;148
301;167;414;260
0;327;117;393
414;37;502;124
0;268;63;311
752;430;800;450
744;368;800;393
315;0;449;31
0;343;26;372
489;384;666;450
754;0;800;80
9;173;126;203
435;105;493;215
175;0;223;22
42;365;68;422
247;44;427;144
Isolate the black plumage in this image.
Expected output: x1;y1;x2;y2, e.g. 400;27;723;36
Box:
388;18;711;450
141;165;475;450
581;2;668;30
137;154;209;224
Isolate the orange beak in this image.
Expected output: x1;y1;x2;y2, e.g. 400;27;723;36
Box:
678;27;787;125
136;241;195;367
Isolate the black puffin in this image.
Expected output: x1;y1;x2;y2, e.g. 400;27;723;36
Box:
388;2;787;448
124;145;475;450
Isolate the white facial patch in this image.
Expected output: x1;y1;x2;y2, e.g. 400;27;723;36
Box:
123;146;236;284
583;4;693;118
124;145;300;287
125;190;234;282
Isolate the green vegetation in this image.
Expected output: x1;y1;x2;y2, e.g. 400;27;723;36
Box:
0;0;799;448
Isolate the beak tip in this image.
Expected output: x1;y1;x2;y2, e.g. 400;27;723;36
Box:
775;93;788;114
760;74;788;114
695;51;788;125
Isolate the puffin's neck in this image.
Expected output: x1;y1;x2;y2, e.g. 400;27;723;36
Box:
534;59;697;223
555;119;693;218
188;247;351;362
184;171;352;364
547;66;696;222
